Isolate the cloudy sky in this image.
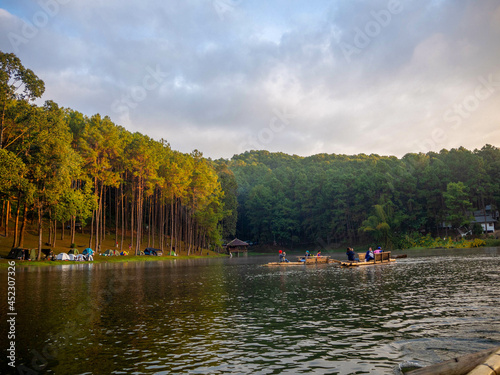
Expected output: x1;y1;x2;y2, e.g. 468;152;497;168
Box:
1;0;499;159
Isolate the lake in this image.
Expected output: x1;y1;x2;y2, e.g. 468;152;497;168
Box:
1;248;499;374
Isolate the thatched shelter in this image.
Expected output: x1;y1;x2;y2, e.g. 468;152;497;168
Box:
226;238;249;254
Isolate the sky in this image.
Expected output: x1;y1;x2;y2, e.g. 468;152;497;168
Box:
1;0;500;159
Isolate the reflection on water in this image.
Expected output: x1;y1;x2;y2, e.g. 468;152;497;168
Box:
1;248;499;374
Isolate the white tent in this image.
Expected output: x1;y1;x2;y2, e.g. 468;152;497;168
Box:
56;253;70;261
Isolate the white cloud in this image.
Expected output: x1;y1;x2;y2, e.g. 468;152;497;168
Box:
1;0;499;158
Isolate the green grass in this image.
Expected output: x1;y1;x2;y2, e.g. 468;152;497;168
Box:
0;223;226;268
485;238;500;247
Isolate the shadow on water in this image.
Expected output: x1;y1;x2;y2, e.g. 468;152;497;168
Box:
1;248;499;374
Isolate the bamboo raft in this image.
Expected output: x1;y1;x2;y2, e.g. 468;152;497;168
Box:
264;256;330;266
406;346;500;375
340;251;396;267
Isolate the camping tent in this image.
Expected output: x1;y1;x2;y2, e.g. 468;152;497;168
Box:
56;253;70;261
103;249;118;256
7;248;26;260
28;249;37;260
144;247;161;256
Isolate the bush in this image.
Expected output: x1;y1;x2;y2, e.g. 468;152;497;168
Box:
402;233;487;249
485;238;500;247
470;238;486;247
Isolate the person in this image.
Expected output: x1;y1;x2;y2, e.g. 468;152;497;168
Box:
305;250;311;257
316;250;322;257
282;251;289;263
86;248;94;261
365;247;374;261
346;247;359;262
374;246;382;254
279;250;284;262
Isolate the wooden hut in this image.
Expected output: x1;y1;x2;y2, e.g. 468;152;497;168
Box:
226;238;249;254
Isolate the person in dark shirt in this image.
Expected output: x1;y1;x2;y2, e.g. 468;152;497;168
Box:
346;247;359;261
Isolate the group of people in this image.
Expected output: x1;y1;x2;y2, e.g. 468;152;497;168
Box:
278;249;323;262
304;250;322;257
278;247;383;263
347;246;383;262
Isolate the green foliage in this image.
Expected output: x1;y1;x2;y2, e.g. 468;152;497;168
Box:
229;146;500;247
1;50;45;149
396;233;486;249
443;182;473;228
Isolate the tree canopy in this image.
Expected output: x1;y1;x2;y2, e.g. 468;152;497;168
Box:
225;147;500;249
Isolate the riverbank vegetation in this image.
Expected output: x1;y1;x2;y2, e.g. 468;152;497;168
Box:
225;147;500;250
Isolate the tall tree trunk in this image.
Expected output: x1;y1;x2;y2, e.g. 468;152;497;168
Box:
1;200;5;232
95;181;103;253
170;198;174;255
70;215;75;245
159;192;163;250
0;101;6;149
52;220;57;248
101;186;105;244
115;186;119;248
4;200;10;237
121;182;125;251
19;203;28;248
131;186;135;254
37;204;43;260
148;195;152;247
12;193;21;248
48;216;52;246
89;210;95;249
135;182;139;254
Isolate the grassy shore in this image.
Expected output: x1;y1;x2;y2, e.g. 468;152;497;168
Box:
0;227;226;268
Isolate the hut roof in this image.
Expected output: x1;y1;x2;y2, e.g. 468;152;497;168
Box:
227;238;249;247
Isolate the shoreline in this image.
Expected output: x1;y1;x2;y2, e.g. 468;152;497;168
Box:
0;253;227;269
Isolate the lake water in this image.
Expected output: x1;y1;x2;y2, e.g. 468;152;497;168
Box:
1;248;499;374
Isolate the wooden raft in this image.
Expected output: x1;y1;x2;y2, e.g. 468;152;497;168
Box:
340;251;395;267
407;346;500;375
264;256;330;266
297;256;330;264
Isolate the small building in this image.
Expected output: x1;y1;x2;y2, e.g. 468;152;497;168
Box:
225;238;249;254
471;205;498;233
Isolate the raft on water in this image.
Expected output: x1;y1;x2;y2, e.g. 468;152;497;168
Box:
264;256;330;266
340;251;396;267
405;346;500;375
298;256;330;264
